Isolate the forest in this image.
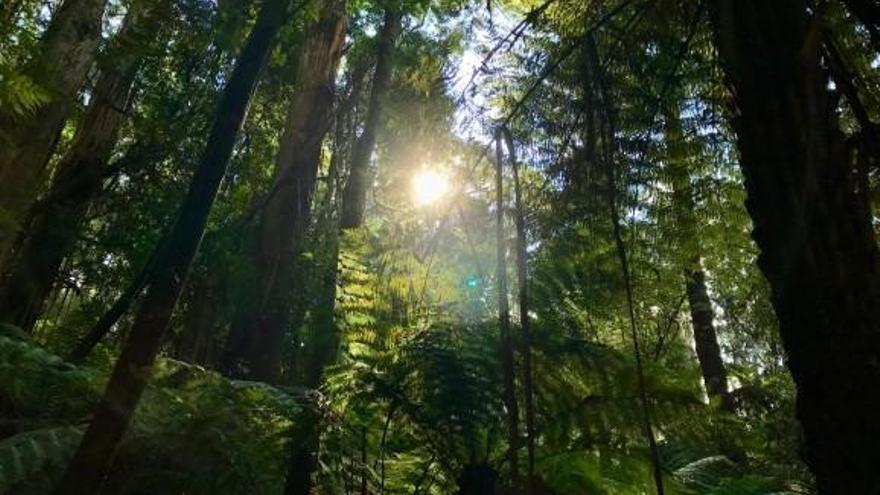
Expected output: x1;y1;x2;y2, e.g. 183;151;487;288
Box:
0;0;879;493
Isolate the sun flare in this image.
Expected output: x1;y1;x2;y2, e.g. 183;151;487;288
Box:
412;170;449;205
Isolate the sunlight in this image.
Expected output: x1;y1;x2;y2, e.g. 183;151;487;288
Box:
412;170;450;205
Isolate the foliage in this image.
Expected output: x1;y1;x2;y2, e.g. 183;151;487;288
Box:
1;0;854;492
0;336;300;494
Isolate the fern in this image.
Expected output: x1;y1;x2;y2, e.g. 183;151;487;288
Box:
0;336;99;422
0;51;48;123
0;426;83;495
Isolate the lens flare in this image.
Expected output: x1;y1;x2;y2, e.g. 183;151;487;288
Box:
412;170;449;205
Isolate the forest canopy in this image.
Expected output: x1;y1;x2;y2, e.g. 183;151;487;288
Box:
1;0;879;493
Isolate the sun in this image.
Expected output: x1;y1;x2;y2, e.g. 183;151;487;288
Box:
412;170;449;205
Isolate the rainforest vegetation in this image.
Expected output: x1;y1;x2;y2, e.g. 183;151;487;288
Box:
0;0;878;493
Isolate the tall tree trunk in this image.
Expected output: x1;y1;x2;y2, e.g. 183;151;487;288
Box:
285;93;359;494
663;104;734;412
494;129;521;491
585;33;665;495
339;7;402;229
0;0;107;258
240;0;347;383
53;1;289;491
0;0;164;333
709;2;880;492
503;128;536;494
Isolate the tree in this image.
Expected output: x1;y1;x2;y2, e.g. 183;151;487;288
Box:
232;0;347;383
0;0;167;333
663;103;734;412
0;0;108;259
54;0;292;490
340;6;403;229
493;129;521;491
709;1;880;491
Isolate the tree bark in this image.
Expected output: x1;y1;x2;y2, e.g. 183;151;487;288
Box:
0;0;164;333
240;0;347;384
175;270;221;366
284;405;322;495
684;269;734;411
339;8;402;229
494;129;521;491
0;0;107;258
709;1;880;492
53;1;289;491
663;103;734;412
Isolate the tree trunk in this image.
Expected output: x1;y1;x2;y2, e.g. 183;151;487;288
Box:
504;128;536;494
585;33;664;495
663;103;734;412
709;2;880;492
0;0;164;333
68;241;159;363
53;1;289;491
175;270;221;366
284;406;322;495
684;269;734;411
0;0;107;257
284;188;344;494
494;129;521;491
241;0;347;383
339;8;402;229
456;464;498;495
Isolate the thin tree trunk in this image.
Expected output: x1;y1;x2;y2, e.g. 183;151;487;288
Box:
240;0;347;383
503;128;536;494
339;8;402;229
0;0;164;333
585;33;664;495
663;103;734;412
494;128;521;491
684;268;734;411
361;427;368;495
67;246;157;363
709;2;880;492
0;0;107;257
53;1;289;491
